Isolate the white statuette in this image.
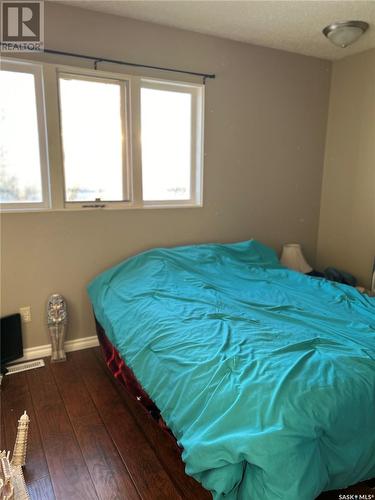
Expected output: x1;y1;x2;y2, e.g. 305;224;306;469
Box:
11;412;29;468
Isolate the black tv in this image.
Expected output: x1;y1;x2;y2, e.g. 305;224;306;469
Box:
1;313;23;374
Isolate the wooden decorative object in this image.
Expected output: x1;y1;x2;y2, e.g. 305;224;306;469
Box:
0;412;30;500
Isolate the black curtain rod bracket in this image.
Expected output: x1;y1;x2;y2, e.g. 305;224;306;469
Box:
94;59;103;70
44;48;216;82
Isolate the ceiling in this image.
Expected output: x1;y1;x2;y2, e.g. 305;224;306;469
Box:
56;1;375;60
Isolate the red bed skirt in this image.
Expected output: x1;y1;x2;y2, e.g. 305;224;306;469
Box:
95;319;171;433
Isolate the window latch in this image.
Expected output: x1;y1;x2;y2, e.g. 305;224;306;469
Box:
82;199;106;209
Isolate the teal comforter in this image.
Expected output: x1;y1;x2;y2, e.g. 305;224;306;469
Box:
88;240;375;499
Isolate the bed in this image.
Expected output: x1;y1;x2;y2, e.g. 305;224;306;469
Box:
88;239;375;499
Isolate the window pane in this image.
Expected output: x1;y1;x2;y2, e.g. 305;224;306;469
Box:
0;70;43;203
59;76;124;202
141;87;191;201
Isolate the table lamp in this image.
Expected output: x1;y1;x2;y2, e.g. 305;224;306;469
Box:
280;243;312;274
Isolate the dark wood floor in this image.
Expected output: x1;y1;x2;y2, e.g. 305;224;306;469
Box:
1;347;374;500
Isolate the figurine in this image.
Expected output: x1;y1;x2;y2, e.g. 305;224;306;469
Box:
0;411;30;500
0;451;14;500
11;412;29;468
47;294;68;362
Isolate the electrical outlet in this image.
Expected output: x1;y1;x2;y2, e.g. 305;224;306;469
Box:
19;306;32;323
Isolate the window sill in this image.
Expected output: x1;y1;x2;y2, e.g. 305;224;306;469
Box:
1;202;203;214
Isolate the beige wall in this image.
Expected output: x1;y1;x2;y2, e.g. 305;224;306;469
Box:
316;49;375;288
0;3;331;348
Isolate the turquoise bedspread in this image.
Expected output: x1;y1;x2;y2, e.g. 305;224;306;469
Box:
87;240;375;499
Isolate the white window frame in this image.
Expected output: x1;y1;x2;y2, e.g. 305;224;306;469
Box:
140;78;204;207
0;59;50;211
57;69;132;208
0;57;205;212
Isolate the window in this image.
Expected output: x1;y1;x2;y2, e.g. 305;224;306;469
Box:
0;61;49;209
141;80;203;205
0;59;204;211
58;73;130;204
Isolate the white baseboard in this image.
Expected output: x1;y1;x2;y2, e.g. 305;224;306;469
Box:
19;335;99;361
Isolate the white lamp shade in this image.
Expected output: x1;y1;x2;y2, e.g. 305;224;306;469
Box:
280;243;312;274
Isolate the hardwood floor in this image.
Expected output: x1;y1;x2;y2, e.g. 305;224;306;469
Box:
1;347;374;500
1;348;209;499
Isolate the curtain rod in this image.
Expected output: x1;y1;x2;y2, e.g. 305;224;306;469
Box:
44;48;216;82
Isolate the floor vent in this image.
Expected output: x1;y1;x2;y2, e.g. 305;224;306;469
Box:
6;359;45;375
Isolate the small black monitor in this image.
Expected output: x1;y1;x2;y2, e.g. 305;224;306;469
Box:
1;313;23;373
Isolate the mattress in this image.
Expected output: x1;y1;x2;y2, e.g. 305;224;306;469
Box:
88;239;375;500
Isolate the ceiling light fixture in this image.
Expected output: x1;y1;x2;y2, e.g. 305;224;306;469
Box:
322;20;369;48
